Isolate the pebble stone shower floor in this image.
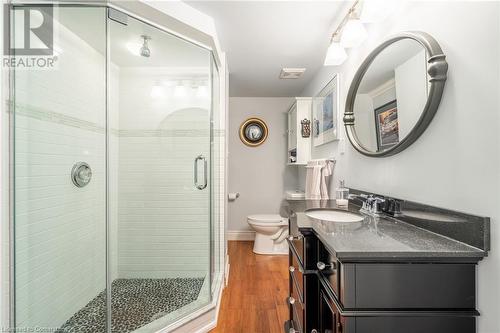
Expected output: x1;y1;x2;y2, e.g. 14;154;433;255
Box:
57;278;204;333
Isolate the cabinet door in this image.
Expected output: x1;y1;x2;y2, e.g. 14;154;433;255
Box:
289;106;297;150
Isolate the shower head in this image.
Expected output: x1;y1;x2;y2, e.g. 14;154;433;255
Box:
140;35;151;58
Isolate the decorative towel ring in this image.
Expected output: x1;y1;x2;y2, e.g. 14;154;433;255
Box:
239;117;269;147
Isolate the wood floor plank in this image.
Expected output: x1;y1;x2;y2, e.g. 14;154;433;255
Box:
210;241;288;333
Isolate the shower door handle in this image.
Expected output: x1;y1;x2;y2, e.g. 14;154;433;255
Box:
194;155;207;190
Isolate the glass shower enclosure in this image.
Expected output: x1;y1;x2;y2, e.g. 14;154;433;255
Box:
10;4;221;332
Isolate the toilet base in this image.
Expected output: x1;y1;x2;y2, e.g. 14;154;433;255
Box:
252;232;288;255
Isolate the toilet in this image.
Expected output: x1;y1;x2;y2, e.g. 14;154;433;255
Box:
247;214;289;255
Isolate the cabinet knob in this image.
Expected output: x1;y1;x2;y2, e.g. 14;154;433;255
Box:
289;328;298;333
288;296;296;305
317;261;336;271
289;266;295;272
288;234;303;241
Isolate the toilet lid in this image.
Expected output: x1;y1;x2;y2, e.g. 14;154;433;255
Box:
248;214;286;224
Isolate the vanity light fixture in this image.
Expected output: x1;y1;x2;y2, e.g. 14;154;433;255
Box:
324;0;395;66
323;0;360;66
324;33;347;66
341;15;367;48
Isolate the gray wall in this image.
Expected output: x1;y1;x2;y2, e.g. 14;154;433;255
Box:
228;97;298;235
298;2;500;332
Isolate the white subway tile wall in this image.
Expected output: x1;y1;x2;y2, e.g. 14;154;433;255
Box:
115;72;211;278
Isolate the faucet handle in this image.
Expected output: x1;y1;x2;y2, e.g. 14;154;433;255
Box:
381;198;402;216
372;197;385;214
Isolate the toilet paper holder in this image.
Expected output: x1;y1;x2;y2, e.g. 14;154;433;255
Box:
228;192;240;201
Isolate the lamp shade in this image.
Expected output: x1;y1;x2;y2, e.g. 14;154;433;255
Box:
324;41;347;66
341;19;367;48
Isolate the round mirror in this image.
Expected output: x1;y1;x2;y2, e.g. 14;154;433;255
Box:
239;117;269;147
344;32;448;157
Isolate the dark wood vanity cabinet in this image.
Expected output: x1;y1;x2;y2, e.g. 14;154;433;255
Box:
287;230;319;333
286;228;480;333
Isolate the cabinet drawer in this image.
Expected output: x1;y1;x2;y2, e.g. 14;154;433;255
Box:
317;239;477;309
291;275;302;307
317;241;341;301
290;251;304;303
319;284;476;333
353;263;476;309
287;234;317;270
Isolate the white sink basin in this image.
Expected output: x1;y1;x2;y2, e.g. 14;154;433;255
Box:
305;209;364;223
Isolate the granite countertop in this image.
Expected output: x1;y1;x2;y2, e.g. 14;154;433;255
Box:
287;199;487;260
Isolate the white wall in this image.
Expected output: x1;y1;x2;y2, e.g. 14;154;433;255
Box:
395;49;427;138
299;2;500;332
228;97;297;236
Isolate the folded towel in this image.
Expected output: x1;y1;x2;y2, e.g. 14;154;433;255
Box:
305;159;336;200
320;160;336;200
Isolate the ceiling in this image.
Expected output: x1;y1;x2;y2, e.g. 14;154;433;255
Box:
186;1;349;97
58;7;210;69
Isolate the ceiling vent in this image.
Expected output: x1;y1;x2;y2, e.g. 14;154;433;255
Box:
279;68;306;79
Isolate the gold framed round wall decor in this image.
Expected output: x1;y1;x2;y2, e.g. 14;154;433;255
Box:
239;118;269;147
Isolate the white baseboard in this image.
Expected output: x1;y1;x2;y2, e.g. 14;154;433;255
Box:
226;230;255;241
224;255;230;286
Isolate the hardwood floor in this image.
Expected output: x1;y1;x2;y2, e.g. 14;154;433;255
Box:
210;241;289;333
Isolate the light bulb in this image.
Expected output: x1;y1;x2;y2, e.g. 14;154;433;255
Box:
341;19;367;48
150;84;165;98
360;0;397;23
324;41;347;66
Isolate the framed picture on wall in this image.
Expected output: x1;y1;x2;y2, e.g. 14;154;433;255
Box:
374;100;399;151
313;75;339;147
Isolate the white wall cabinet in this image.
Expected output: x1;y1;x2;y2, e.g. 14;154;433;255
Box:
287;97;312;165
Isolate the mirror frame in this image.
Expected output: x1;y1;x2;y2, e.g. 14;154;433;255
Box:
344;31;448;157
239;117;269;147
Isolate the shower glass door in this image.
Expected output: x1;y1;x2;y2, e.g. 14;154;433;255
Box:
12;5;108;331
11;4;216;333
107;9;212;332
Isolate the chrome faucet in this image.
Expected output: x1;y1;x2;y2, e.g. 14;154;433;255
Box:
349;194;385;215
349;193;402;216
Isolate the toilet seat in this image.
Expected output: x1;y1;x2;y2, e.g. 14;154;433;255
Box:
247;214;289;255
247;214;288;226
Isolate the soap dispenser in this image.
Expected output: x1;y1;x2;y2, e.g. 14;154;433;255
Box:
336;180;349;206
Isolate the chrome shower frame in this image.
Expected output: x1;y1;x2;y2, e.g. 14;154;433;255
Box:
3;1;226;332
